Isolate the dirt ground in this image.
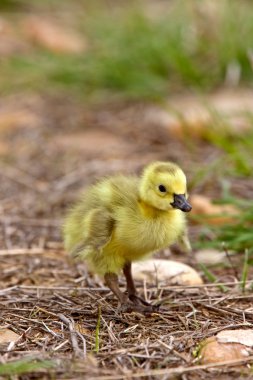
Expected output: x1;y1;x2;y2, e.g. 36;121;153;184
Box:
0;91;253;379
1;1;253;378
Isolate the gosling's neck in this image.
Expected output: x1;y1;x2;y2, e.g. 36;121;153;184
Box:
137;198;175;218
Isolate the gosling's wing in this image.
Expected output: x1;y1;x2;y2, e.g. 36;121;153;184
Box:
70;208;114;258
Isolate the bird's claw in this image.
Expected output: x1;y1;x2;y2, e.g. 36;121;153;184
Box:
129;294;158;308
120;295;159;314
120;302;156;314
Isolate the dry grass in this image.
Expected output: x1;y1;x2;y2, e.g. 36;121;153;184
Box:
0;95;253;379
1;1;253;378
1;251;253;379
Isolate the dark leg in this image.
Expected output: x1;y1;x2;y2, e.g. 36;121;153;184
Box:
123;262;156;308
104;273;127;303
104;271;156;314
123;262;136;297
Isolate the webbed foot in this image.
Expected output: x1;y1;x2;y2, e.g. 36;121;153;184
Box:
120;301;158;314
129;294;159;309
120;295;159;314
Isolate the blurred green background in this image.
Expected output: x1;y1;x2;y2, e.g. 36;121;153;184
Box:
1;0;253;101
1;0;253;255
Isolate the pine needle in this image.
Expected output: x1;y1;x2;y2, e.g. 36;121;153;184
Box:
199;263;228;292
95;305;101;353
241;249;249;292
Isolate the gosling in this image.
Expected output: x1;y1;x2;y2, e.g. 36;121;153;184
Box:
63;161;192;313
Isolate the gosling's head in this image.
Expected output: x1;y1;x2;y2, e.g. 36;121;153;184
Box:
139;161;192;212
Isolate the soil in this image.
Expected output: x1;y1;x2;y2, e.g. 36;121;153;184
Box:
1;93;253;379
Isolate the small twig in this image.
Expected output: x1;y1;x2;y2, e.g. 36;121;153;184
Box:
0;216;61;228
53;339;69;352
76;331;87;356
35;306;59;318
89;356;253;379
18;285;108;292
7;313;49;326
6;327;31;355
16;280;253;293
223;244;239;280
0;286;18;295
0;248;65;256
194;301;253;320
58;313;86;359
143;279;148;303
127;353;162;359
101;316;118;344
41;322;62;338
160;280;253;289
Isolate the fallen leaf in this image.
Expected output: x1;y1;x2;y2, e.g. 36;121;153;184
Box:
132;259;203;286
190;194;239;225
217;329;253;347
0;328;20;344
198;336;251;364
22;16;87;54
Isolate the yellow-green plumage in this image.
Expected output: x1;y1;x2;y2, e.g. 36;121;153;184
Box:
63;161;191;277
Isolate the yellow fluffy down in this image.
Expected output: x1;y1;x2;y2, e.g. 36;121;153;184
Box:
63;162;190;276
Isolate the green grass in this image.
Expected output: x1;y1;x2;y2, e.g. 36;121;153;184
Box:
196;195;253;255
94;305;101;353
199;263;228;292
1;0;253;101
0;358;54;376
241;249;249;291
192;121;253;249
1;0;253;259
218;207;253;254
206;121;253;177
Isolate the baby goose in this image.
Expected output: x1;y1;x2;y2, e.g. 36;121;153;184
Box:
63;161;192;313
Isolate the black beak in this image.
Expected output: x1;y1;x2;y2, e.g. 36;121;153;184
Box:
171;194;192;212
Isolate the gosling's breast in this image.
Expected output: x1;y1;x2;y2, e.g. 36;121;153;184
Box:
114;210;185;257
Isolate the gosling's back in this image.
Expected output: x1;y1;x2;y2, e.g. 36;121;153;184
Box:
63;175;139;253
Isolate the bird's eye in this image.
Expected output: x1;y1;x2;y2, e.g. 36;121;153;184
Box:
158;184;167;193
